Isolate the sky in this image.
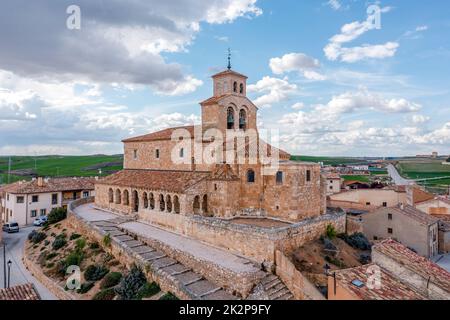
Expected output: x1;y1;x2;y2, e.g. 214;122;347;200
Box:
0;0;449;157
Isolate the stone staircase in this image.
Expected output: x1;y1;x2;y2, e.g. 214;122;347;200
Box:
247;274;294;300
92;220;237;300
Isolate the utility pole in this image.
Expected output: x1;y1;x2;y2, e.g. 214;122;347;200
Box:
7;156;11;184
3;243;6;289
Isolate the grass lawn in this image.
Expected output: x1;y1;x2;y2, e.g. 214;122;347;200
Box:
0;155;123;184
291;156;368;166
396;160;450;185
341;175;370;183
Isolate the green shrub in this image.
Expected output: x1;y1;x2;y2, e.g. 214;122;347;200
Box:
46;252;58;260
325;255;346;268
136;282;160;300
100;272;123;289
92;288;116;300
65;250;84;267
44;240;50;246
52;237;67;250
47;207;67;224
115;265;146;300
338;233;371;250
84;265;109;281
159;292;179;300
103;234;111;247
326;224;337;239
46;262;55;268
28;230;47;244
70;233;81;240
77;281;95;294
89;242;100;250
75;238;87;251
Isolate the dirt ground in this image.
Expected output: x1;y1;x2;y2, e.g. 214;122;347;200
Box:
291;237;371;287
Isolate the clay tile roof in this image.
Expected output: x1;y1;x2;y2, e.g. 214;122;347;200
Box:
211;69;248;79
2;177;96;194
373;239;450;293
122;125;195;143
200;94;233;105
96;169;210;193
389;205;439;225
412;187;435;204
334;263;425;300
324;172;341;179
208;164;239;181
343;180;369;187
0;283;41;300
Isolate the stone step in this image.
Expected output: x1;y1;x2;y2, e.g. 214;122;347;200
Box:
174;271;203;286
264;278;282;291
151;257;178;269
186;279;221;298
98;226;119;232
199;286;221;298
161;263;190;276
141;251;166;261
132;245;155;254
106;230;126;236
266;282;285;296
261;274;278;285
202;289;238;300
122;240;142;248
275;292;294;300
270;287;291;300
114;234;134;242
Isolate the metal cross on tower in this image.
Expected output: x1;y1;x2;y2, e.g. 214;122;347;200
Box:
227;48;231;70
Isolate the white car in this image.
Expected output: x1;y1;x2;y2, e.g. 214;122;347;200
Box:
33;216;48;226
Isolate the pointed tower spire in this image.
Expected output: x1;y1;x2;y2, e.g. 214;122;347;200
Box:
227;48;231;70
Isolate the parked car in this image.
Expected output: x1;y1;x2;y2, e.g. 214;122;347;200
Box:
2;222;20;233
33;216;48;226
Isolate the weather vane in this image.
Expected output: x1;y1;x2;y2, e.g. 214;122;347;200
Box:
227;48;231;70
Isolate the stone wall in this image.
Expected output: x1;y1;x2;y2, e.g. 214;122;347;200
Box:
346;215;363;235
275;250;325;300
329;199;378;212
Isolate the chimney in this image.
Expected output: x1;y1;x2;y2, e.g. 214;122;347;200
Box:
37;177;44;187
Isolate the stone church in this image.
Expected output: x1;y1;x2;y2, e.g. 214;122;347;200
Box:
95;67;327;223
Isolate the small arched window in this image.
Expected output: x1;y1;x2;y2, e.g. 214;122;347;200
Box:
155;149;160;159
247;169;255;183
276;171;283;184
233;81;237;93
180;148;184;158
227;107;235;129
239;109;247;130
239;83;244;94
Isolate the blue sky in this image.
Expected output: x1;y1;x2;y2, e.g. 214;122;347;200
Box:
0;0;449;157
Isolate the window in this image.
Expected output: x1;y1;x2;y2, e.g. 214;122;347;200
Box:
382;202;387;207
388;213;392;220
366;202;371;206
247;169;255;183
276;171;283;184
32;195;39;203
31;210;37;217
239;83;244;94
239;109;247;130
133;149;138;160
16;196;24;204
83;191;89;198
52;193;58;205
6;194;9;201
388;228;393;234
155;149;160;159
180;148;184;158
373;236;378;240
40;209;46;216
214;184;218;191
329;186;333;190
227;107;235;129
233;81;237;92
306;170;311;182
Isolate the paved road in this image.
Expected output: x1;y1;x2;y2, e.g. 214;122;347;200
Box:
387;164;414;186
1;227;57;300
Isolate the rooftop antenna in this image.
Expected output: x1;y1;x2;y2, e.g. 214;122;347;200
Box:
227;48;232;70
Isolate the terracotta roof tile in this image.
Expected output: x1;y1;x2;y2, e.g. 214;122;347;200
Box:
122;125;195;143
211;69;248;79
334;263;426;300
373;239;450;293
96;169;210;193
2;177;96;194
324;172;341;179
387;205;439;225
0;283;40;300
208;164;239;181
200;94;233;105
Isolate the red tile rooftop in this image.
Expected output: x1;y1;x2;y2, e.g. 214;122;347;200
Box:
373;239;450;293
388;205;439;226
1;177;96;194
0;283;40;300
122;125;195;143
333;263;426;300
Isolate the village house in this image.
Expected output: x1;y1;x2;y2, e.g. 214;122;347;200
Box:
328;239;450;300
323;172;342;196
0;177;95;226
362;205;439;258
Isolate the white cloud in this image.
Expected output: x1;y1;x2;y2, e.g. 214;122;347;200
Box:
324;6;399;63
327;0;342;11
403;25;429;39
247;76;298;108
269;53;326;81
291;102;305;110
411;114;430;124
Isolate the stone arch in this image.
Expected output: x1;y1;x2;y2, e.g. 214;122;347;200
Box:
108;188;114;203
202;195;208;215
132;190;139;212
123;189;129;206
174;195;180;214
149;193;155;210
115;189;121;204
239;108;247;130
159;194;165;212
193;195;201;215
166;195;172;213
143;192;148;209
247;169;255;183
227;107;235;129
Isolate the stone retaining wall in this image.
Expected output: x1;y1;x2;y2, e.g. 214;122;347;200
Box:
275;250;325;300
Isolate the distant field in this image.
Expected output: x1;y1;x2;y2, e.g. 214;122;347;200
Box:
291;156;368;166
396;160;450;186
0;155;123;184
341;175;370;183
